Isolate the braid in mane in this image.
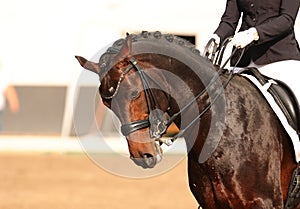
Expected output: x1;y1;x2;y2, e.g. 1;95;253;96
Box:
98;31;202;77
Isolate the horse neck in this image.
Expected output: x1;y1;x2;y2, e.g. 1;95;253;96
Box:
137;54;218;127
153;55;217;105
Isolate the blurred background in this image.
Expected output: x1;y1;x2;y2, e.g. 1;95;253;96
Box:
0;0;299;208
0;0;231;137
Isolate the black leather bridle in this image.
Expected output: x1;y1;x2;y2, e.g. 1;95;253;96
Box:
120;57;170;139
101;56;231;146
101;38;244;146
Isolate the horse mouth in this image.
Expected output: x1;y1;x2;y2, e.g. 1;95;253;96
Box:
130;142;163;169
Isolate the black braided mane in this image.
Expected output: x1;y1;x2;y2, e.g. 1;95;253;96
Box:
98;31;202;77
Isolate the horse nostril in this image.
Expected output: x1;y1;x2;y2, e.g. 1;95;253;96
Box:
141;153;156;168
143;153;154;158
130;153;159;168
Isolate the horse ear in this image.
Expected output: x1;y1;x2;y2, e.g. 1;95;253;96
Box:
119;33;132;57
75;56;100;74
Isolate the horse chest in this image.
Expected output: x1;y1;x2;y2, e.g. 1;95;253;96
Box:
188;155;237;208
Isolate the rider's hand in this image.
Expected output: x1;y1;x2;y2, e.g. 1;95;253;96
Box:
231;27;259;48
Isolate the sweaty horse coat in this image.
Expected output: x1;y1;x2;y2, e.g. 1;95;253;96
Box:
76;31;299;209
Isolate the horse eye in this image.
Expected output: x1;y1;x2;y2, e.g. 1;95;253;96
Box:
130;90;140;100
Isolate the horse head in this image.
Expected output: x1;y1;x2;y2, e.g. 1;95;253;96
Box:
75;35;171;168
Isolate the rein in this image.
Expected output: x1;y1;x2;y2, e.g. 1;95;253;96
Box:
166;57;239;144
163;40;245;145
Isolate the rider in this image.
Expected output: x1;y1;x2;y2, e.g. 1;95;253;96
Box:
210;0;300;102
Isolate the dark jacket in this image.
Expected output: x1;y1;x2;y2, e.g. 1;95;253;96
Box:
214;0;300;67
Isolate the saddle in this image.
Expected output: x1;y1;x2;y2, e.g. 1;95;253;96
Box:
203;38;300;134
242;67;300;136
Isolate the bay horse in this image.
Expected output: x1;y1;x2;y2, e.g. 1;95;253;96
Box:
75;31;299;209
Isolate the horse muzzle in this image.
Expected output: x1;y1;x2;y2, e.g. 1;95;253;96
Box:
130;141;163;169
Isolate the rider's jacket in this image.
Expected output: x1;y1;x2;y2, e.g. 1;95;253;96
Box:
214;0;300;67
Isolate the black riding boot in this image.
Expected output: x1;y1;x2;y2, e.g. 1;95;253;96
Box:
285;162;300;209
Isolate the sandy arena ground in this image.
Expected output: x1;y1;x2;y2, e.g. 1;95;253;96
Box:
0;153;198;209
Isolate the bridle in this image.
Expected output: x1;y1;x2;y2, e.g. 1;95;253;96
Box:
100;56;171;140
119;57;171;139
100;38;244;146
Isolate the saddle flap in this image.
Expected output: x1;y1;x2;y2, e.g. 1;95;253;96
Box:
242;67;300;135
268;82;300;132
